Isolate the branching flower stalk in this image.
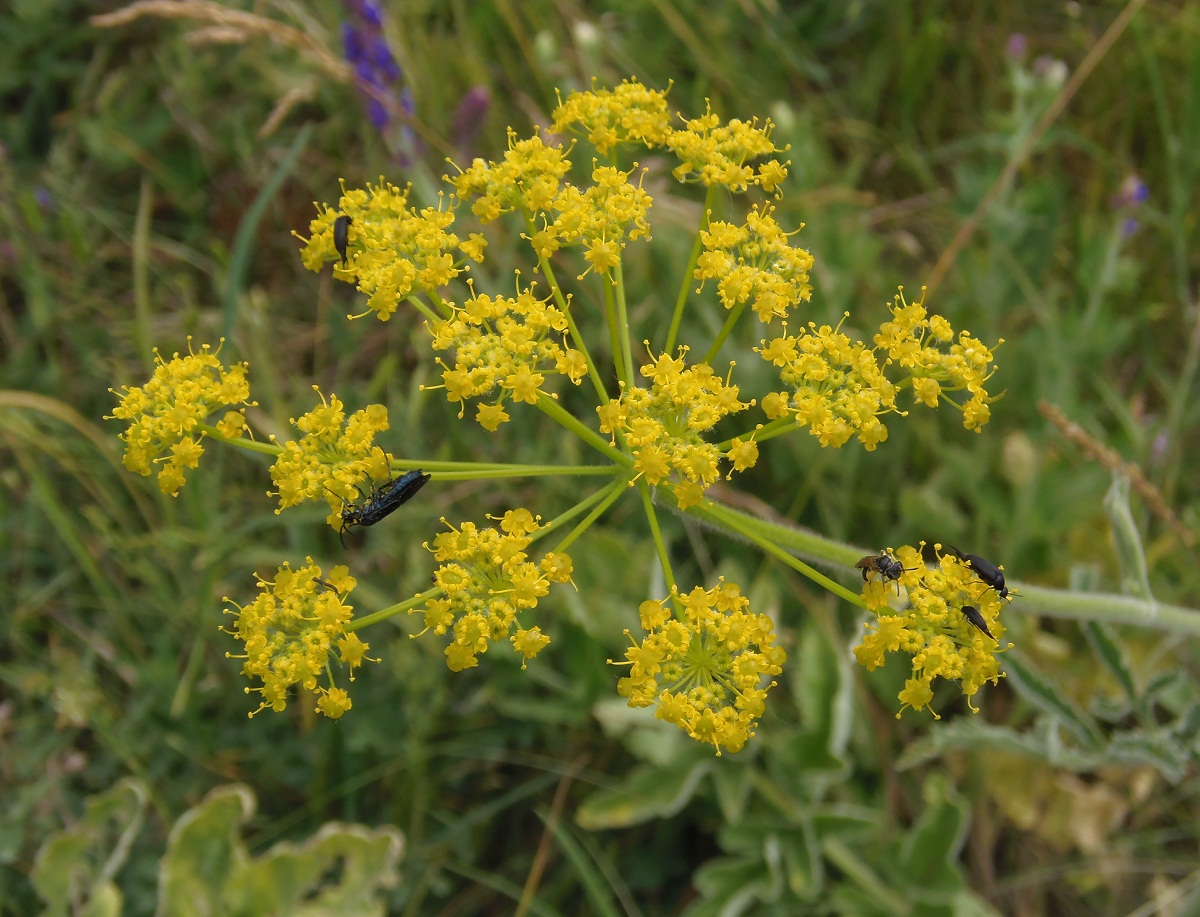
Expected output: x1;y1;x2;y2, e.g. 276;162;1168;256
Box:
109;78;1013;751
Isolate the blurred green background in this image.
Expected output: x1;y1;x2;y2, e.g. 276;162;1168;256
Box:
3;1;1200;914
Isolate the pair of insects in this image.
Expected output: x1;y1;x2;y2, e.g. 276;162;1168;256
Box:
329;467;430;547
855;545;1012;641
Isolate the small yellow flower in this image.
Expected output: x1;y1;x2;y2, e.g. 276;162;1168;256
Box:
224;559;367;719
551;77;673;156
599;348;754;505
108;340;254;496
424;284;585;428
297;179;478;321
852;543;1007;717
449;130;571;221
612;580;786;755
667;102;789;192
694;205;814;324
412;512;573;671
267;388;394;533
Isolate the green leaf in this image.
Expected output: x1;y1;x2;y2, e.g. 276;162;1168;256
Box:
575;753;714;829
1104;474;1155;601
1106;729;1191;784
32;777;148;917
1081;621;1138;709
1002;653;1105;751
896;774;968;896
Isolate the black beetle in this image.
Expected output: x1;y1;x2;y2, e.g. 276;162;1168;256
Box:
331;469;430;547
333;214;352;266
960;604;995;640
948;546;1011;601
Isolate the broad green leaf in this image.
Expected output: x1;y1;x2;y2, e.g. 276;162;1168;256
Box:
1081;621;1138;708
1106;729;1190;784
896;774;968;896
1003;653;1105;750
32;777;148;917
575;754;714;829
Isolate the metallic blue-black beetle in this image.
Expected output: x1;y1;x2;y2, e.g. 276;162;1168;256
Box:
948;546;1011;601
333;214;352;266
332;469;430;546
960;605;995;640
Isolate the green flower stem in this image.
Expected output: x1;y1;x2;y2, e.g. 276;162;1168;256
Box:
1008;584;1200;636
693;500;867;608
665;184;718;354
602;276;628;389
416;462;621;479
408;293;445;324
530;221;609;404
686;494;1200;634
715;416;795;451
535;393;630;466
196;424;282;456
535;477;629;542
638;481;678;598
551;478;629;554
701;298;749;366
612;262;636;390
345;586;439;632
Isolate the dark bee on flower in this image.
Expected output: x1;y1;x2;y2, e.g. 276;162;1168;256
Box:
855;550;910;593
948;546;1012;601
330;469;430;547
333;214;353;266
960;605;996;640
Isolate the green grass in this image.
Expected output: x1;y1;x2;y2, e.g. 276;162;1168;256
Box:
3;1;1200;914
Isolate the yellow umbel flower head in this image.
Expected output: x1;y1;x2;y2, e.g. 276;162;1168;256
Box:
425;282;587;430
297;179;483;321
695;204;814;325
759;288;1002;449
853;543;1006;717
449;130;571;222
224;559;368;719
598;348;755;508
613;580;786;755
551;77;673;156
108;339;254;496
412;509;574;672
667;102;789;193
267;387;394;533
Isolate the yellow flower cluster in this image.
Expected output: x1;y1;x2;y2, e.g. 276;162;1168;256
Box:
450;131;572;222
529;165;653;277
411;510;574;672
614;580;786;755
108;341;253;495
853;544;1005;717
224;559;369;719
268;389;390;531
758;315;898;450
759;289;1000;449
297;179;485;321
551;77;673;155
426;285;587;430
597;349;756;508
666;102;789;192
873;288;1000;431
694;205;814;324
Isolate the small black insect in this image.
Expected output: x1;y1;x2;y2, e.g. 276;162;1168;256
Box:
855;551;911;593
333;214;352;266
960;605;995;640
948;546;1011;601
332;469;430;547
